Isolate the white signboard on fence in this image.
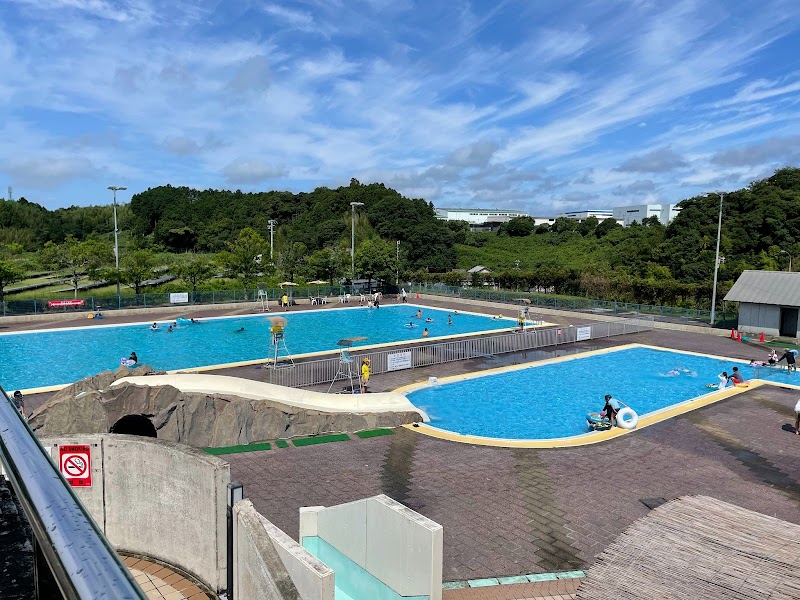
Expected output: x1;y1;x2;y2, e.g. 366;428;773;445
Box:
170;292;189;304
387;350;413;372
576;326;592;341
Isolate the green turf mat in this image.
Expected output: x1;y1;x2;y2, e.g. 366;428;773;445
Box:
275;439;289;448
292;433;350;447
205;441;272;455
355;428;395;439
765;341;800;350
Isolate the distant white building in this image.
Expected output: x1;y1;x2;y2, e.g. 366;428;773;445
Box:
556;210;615;222
612;203;681;226
434;208;529;225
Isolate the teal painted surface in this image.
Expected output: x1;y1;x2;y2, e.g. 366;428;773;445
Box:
302;536;428;600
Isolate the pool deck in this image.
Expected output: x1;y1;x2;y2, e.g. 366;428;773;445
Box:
6;299;800;599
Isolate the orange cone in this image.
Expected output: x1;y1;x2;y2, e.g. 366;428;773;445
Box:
730;329;736;339
416;292;420;299
737;331;742;342
759;332;765;343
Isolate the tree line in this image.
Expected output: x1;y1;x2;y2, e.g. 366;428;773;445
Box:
1;168;800;309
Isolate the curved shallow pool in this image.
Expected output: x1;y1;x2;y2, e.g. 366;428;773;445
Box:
407;346;793;440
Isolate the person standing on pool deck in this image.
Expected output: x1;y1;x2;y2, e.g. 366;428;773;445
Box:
401;288;407;303
360;358;370;393
795;398;800;435
12;390;25;419
777;349;797;373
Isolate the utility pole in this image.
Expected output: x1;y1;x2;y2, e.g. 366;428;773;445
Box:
107;186;127;301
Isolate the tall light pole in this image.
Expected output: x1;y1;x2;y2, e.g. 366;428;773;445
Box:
350;202;364;280
709;191;724;327
780;249;792;272
396;240;400;285
108;185;127;300
267;219;277;263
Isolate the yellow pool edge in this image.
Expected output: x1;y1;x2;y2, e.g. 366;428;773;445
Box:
399;343;800;448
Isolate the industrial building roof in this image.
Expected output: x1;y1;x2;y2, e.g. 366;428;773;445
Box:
723;270;800;305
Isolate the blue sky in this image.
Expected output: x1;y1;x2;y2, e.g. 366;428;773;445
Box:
2;0;800;215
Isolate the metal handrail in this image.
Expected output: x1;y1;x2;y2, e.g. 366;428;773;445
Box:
0;386;147;599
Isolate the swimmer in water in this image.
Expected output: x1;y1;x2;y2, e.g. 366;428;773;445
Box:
234;327;245;333
150;322;159;330
416;309;422;319
425;317;433;323
447;314;452;325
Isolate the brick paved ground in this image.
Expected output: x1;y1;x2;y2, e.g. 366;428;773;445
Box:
8;297;800;598
227;383;800;583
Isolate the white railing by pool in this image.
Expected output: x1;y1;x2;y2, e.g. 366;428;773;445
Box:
267;317;654;389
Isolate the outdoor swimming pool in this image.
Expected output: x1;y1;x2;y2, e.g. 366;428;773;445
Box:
406;346;796;440
1;305;513;391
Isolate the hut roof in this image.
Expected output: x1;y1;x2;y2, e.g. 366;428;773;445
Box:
576;495;800;599
724;270;800;305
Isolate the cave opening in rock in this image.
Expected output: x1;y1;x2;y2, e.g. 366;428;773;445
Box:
110;414;157;437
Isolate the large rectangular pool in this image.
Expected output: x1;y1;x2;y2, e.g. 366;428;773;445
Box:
406;345;795;440
1;305;513;391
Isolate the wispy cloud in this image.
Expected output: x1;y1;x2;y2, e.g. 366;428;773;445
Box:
1;0;800;213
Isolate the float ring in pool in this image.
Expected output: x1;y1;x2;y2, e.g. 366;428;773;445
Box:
616;407;639;430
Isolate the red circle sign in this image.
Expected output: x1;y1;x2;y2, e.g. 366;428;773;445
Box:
62;454;88;477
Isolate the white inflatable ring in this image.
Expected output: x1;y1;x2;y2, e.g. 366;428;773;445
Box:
616;407;639;430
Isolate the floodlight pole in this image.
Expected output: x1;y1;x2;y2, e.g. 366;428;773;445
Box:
710;192;724;326
350;202;364;281
267;219;277;263
781;250;792;272
396;240;400;285
108;185;127;302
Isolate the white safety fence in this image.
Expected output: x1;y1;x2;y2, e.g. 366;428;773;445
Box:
268;317;654;389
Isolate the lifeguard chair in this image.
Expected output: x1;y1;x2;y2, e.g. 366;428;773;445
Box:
327;336;367;393
267;316;293;368
254;285;270;312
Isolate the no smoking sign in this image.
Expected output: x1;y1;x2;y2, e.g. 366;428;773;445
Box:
59;445;92;487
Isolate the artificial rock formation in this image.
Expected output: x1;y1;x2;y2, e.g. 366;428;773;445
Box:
28;366;421;447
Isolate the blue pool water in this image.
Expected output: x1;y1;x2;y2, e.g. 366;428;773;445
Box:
407;346;795;440
302;536;428;600
0;305;511;391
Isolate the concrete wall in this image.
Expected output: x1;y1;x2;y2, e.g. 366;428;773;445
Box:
300;494;443;600
234;500;333;600
41;434;229;593
738;303;781;336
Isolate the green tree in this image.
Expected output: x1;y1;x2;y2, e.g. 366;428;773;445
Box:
175;256;216;293
0;260;23;308
220;227;267;287
120;249;158;295
278;241;309;282
40;236;113;298
499;216;534;237
355;238;395;291
306;248;345;284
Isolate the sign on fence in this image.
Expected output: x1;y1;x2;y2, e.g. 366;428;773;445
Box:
47;299;84;307
576;326;592;341
387;350;413;372
170;292;189;303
